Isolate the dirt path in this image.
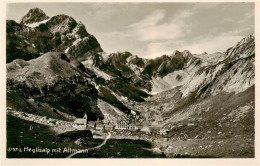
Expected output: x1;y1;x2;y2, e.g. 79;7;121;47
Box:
67;132;111;158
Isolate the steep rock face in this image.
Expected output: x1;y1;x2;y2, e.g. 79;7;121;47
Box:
149;53;200;94
83;50;195;93
6;8;102;63
82;51;141;80
80;51;152;101
6;20;39;63
71;21;89;38
99;52;135;78
139;50;187;79
7;20;24;33
147;36;254;96
7;52;103;120
20;8;49;25
180;35;255;98
225;34;254;60
207;35;255;95
46;15;77;34
65;35;102;61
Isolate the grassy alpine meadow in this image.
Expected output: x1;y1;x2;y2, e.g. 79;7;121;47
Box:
7;115;163;158
6;115;102;158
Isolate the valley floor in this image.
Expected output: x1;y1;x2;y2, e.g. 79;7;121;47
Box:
6;114;162;158
6;85;255;158
6;112;254;158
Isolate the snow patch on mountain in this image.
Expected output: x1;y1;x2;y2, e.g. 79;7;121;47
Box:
72;38;82;46
93;68;114;80
25;18;50;28
128;63;144;76
100;52;111;62
82;59;114;81
126;56;144;76
65;47;70;54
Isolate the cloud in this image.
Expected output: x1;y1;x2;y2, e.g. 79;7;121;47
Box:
98;31;132;39
99;3;254;58
7;3;255;59
81;3;254;58
179;35;244;54
97;9;193;55
239;9;254;23
221;27;254;36
128;9;165;29
143;42;173;58
127;10;192;41
135;34;246;58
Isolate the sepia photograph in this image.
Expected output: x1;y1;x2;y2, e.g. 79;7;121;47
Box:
2;0;258;163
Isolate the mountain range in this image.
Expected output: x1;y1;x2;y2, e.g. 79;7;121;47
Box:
6;7;255;139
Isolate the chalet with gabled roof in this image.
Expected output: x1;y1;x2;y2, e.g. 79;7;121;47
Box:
73;113;87;129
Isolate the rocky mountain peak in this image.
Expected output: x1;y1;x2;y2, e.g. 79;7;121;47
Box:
225;35;255;60
170;50;185;61
20;7;49;25
182;50;191;54
7;8;103;63
182;50;192;58
46;14;77;34
236;34;254;47
172;50;182;56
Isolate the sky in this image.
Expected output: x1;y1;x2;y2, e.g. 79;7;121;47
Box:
7;2;254;58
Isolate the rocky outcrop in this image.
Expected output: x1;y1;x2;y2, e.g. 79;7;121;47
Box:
72;21;89;38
